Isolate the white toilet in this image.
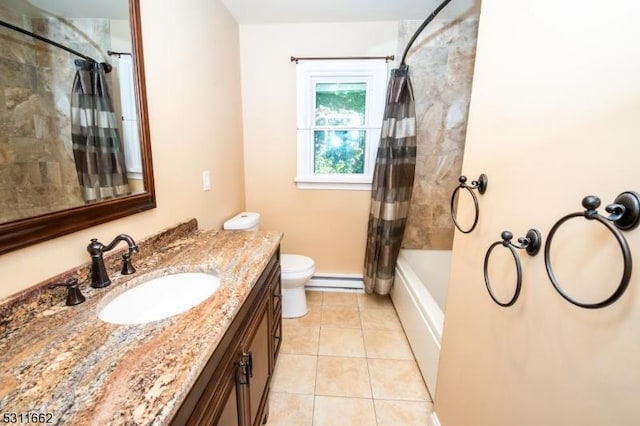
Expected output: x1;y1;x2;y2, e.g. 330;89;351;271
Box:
223;212;315;318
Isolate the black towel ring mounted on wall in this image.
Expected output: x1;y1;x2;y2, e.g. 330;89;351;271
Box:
483;229;542;307
544;192;640;309
450;174;488;234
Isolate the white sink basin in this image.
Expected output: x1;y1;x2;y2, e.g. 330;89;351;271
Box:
98;272;220;325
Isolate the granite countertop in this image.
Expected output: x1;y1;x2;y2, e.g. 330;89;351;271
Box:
0;220;282;425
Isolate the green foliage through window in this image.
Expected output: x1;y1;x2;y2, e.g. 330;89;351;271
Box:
314;130;365;174
315;83;366;126
313;83;367;174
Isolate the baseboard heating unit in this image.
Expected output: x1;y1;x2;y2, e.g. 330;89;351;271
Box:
306;274;364;292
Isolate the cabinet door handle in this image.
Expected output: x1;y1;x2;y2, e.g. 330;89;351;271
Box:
242;351;253;378
237;360;249;385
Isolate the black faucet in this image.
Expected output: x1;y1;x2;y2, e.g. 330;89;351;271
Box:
87;234;139;288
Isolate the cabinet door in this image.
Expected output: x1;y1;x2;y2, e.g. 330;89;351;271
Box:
217;379;240;426
173;252;279;426
186;358;242;426
245;308;270;426
269;264;282;375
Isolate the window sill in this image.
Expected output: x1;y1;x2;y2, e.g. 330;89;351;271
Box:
294;176;372;191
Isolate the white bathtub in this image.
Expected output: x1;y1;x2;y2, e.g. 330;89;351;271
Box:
390;249;451;400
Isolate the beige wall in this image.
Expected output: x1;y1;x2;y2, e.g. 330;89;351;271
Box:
436;1;640;425
0;0;245;300
239;22;397;274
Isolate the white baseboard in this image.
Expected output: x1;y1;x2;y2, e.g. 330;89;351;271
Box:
306;273;364;292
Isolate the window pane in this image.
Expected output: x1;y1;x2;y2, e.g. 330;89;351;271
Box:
314;130;365;174
315;83;366;126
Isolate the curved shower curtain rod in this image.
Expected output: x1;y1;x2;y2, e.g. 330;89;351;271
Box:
400;0;453;67
0;18;111;72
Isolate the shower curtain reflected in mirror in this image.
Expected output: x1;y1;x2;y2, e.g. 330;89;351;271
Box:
71;59;129;203
364;66;417;295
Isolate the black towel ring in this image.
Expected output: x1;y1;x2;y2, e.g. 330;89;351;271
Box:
450;174;488;234
544;192;640;309
484;229;542;307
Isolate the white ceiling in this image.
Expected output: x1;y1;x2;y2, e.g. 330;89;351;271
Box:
221;0;481;24
5;1;480;23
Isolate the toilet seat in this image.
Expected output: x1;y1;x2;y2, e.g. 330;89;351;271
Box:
281;254;315;279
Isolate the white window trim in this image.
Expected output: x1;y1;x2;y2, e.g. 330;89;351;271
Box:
295;59;388;190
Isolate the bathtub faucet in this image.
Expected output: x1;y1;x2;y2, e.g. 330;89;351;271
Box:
87;234;139;288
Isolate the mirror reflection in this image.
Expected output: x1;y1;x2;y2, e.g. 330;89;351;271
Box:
0;0;144;223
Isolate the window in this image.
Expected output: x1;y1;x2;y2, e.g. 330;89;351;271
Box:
295;60;388;190
116;55;142;180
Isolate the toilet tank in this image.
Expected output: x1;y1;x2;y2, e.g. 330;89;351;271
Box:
223;212;260;231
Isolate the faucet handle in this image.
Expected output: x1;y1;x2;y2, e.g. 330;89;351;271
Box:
48;278;86;306
121;253;136;275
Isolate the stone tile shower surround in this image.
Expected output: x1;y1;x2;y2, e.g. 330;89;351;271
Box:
398;18;479;250
0;5;113;222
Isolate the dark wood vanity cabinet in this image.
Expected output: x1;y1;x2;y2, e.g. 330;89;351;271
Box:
172;251;282;426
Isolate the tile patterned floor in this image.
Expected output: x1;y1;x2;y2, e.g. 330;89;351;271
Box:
266;291;435;426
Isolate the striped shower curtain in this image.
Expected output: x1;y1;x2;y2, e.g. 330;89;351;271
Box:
364;66;417;295
71;59;129;203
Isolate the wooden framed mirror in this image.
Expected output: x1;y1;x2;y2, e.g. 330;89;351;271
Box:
0;0;155;255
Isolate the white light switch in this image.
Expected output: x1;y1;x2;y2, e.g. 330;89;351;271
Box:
202;170;211;191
